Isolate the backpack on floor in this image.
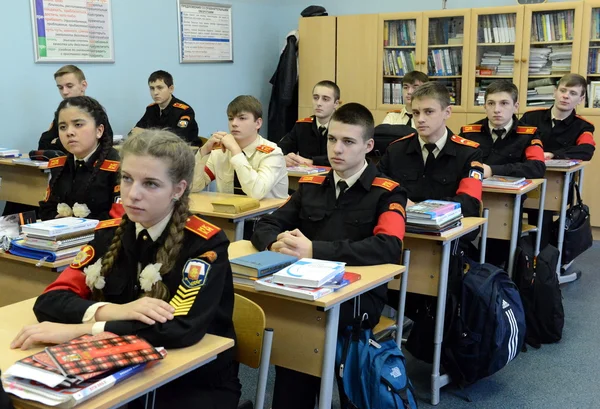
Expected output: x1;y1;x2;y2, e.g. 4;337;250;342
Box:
442;258;525;386
336;318;418;409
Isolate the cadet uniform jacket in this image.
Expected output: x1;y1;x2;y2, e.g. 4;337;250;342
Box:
377;128;483;218
251;163;406;328
136;96;200;146
278;115;330;166
521;107;596;160
39;117;115;152
459;116;546;179
193;134;288;199
38;148;121;221
34;216;236;375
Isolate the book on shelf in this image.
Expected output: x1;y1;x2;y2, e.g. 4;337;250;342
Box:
211;197;260;214
21;217;99;238
406;200;461;219
9;239;83;262
254;275;334;301
23;233;95;251
230;251;298;278
272;258;345;288
545;159;582;167
286;165;330;174
482;176;527;189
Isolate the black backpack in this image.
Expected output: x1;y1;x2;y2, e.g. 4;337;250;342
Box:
442;258;526;386
370;124;416;157
514;238;564;347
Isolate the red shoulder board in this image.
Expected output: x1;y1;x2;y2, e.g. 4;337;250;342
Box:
390;133;415;145
256;145;275;154
99;159;120;172
461;125;482;133
516;126;536;135
47;156;67;169
576;114;594;126
70;245;95;269
387;109;403;114
185;215;221;240
299;175;326;185
173;102;190;110
451;135;480;148
147;102;156;107
372;177;399;191
296;117;313;123
95;218;121;230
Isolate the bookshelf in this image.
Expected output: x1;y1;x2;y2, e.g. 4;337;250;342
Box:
579;1;600;115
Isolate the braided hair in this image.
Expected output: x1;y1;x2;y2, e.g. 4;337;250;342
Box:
94;130;195;302
48;96;113;202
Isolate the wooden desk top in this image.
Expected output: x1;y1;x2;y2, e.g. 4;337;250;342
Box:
0;299;234;409
405;217;487;242
482;178;545;195
0;159;47;170
189;192;287;220
228;240;405;310
545;161;589;173
0;251;73;269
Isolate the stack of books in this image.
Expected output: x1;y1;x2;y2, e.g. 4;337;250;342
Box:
10;217;99;262
230;251;299;285
545;159;581;167
482;176;531;190
253;258;360;301
406;200;463;236
3;332;165;408
0;148;20;158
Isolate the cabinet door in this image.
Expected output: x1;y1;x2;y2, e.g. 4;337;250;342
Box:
467;6;525;113
422;9;471;113
577;1;600;116
377;12;423;110
337;14;379;110
519;2;583;114
298;16;337;111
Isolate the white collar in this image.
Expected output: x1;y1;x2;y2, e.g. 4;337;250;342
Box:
135;210;174;241
240;134;263;157
316;119;329;129
488;118;514;137
333;160;368;190
418;128;448;152
74;143;100;163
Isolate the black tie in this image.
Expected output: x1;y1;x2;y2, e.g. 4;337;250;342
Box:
337;180;349;200
136;229;154;267
424;143;437;172
233;153;247;195
492;128;506;143
319;126;327;136
553;118;562;127
406;113;413;122
75;159;85;168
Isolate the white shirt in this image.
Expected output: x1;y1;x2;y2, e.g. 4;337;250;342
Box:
381;106;414;128
74;143;100;164
488;118;514;143
332;160;368;198
192;134;288;199
316;119;329;132
418;128;448;164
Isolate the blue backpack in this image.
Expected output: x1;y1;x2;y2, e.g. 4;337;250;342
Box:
336;319;418;409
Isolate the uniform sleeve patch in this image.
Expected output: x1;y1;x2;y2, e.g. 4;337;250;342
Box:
296;117;314;123
47;156;67;169
180;115;191;121
198;251;217;263
185;215;221;239
372;177;399;191
389;203;406;218
469;169;483;180
531;138;543;147
516;126;536;135
99;159;120;172
71;245;95;269
461;125;482;133
298;175;326;184
256;145;275;154
95;218;122;230
172;102;190;110
182;259;210;289
177;120;189;128
471;161;483;169
451;135;480;148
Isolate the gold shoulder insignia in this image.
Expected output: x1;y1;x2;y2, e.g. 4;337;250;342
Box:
99;159;120;172
47;156;67;169
95;218;122;230
185;215;221;240
173;102;190;110
576;114;594;126
389;133;415;145
451;135;480;148
70;245;95;269
516;126;536;135
256;145;275;154
372;177;399;191
296;117;314;123
299;175;326;185
461;125;482;133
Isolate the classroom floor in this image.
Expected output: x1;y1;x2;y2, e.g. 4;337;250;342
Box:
238;241;600;409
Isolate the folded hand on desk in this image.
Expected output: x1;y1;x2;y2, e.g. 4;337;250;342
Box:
272;229;313;259
94;298;175;326
11;322;93;350
285;153;313;167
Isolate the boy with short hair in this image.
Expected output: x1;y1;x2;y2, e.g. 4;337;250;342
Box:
460;80;545;179
381;71;429;127
131;70;200;145
279;80;340;166
252;103;406;409
192;95;288;199
522;73;596;160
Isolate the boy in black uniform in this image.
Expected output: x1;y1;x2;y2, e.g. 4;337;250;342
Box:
131;70;200;146
278;80;340;167
459;80;545;179
252;103;407;409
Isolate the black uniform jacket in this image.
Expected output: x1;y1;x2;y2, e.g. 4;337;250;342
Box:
38;148;121;221
521;107;596;160
459;116;546;179
278;115;330;166
135;96;200;146
377;128;483;218
38;117;114;152
34;215;236;373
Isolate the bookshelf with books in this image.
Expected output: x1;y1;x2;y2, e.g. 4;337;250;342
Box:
578;2;600;115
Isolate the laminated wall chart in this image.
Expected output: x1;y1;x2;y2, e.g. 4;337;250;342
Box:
177;1;233;63
30;0;114;62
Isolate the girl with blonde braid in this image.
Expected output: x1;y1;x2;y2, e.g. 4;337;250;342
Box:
12;130;241;408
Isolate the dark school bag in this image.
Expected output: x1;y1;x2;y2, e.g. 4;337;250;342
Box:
442;259;526;386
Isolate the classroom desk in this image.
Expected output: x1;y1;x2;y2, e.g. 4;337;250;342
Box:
0;252;71;308
0;298;234;409
189;192;287;241
0;159;48;207
228;240;407;409
287;169;329;191
523;162;588;284
389;217;488;405
483;179;546;277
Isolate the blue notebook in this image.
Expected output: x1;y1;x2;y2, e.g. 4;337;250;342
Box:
9;239;81;262
230;251;298;278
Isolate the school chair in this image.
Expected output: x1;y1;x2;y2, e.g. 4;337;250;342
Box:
233;293;273;409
